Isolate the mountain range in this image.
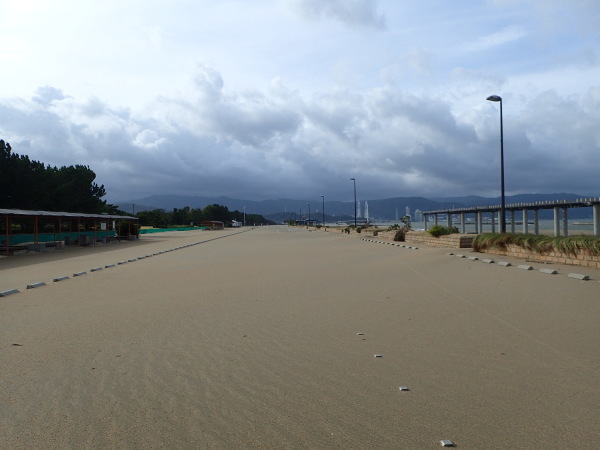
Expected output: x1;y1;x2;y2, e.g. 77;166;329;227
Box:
117;192;597;221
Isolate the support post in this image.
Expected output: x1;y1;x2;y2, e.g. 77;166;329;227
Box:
510;210;515;233
434;214;438;226
4;215;8;256
522;209;528;234
476;211;482;234
491;212;496;233
460;212;466;234
593;204;600;237
423;214;428;231
553;207;560;236
562;208;568;236
533;209;539;235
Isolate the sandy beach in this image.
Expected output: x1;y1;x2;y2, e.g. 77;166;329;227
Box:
1;226;599;448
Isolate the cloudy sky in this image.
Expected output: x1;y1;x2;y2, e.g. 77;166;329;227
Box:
1;0;599;203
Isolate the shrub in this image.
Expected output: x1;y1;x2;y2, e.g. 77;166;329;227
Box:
428;225;458;237
392;215;412;241
394;229;406;241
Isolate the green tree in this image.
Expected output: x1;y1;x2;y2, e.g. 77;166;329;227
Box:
137;209;169;228
202;204;230;222
1;139;108;213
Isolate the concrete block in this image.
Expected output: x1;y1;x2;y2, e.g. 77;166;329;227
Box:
53;276;70;282
118;261;127;265
481;259;494;264
498;261;512;267
456;254;466;258
0;289;20;297
539;268;558;275
26;282;47;289
73;271;87;277
468;256;479;261
517;265;533;270
90;267;103;272
105;264;116;268
568;273;589;280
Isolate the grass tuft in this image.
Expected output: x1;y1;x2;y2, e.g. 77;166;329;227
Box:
473;233;600;256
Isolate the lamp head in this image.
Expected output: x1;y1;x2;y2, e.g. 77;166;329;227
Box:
350;177;355;181
487;95;502;102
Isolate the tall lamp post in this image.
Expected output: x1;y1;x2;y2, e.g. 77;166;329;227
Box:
321;195;325;226
350;178;357;227
307;203;311;224
486;95;506;233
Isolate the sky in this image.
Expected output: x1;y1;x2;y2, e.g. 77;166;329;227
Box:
1;0;599;203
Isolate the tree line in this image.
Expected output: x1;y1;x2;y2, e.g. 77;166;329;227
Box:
136;204;271;228
1;139;115;213
1;139;272;226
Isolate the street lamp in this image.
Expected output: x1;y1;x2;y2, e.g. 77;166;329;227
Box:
307;203;311;224
350;178;357;227
321;195;325;226
487;95;506;233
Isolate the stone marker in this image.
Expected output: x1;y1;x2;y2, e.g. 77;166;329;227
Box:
568;273;589;281
540;268;558;275
517;265;533;270
0;289;20;297
26;282;46;289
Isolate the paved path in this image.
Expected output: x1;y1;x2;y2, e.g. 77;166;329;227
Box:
1;226;599;448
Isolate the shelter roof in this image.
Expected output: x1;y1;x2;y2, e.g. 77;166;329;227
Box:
0;208;137;220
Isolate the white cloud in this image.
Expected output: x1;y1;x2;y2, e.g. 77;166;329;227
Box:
0;0;599;203
291;0;385;29
460;25;527;53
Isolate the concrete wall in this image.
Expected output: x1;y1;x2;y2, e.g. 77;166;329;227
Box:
404;231;474;248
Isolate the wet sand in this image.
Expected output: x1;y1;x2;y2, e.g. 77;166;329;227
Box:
1;226;599;448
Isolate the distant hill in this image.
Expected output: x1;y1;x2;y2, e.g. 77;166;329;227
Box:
118;192;596;220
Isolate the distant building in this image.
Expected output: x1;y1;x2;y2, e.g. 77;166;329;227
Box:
201;221;224;230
